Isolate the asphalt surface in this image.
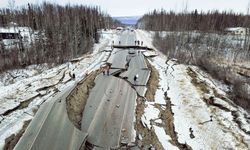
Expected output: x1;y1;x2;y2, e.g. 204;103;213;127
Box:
81;31;151;148
120;51;151;96
120;51;150;86
14;86;88;150
14;30;151;149
81;75;137;148
107;49;129;69
117;30;136;46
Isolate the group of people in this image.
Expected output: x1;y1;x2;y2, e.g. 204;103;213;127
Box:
111;40;121;47
100;63;139;86
100;63;111;76
112;40;143;46
135;40;143;46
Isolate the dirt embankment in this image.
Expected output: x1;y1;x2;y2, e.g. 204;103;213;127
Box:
187;67;250;138
135;97;164;149
4;120;31;150
136;60;191;149
156;96;192;150
186;67;210;94
154;62;191;150
66;70;99;129
187;67;229;110
134;59;163;149
145;59;160;101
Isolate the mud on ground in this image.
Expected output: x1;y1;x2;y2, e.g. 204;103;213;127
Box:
66;70;99;129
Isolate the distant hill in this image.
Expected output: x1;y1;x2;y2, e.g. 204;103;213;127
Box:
113;16;141;25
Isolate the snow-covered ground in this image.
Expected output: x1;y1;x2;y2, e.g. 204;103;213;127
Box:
1;29;250;149
137;30;250;149
0;30;116;149
153;56;250;150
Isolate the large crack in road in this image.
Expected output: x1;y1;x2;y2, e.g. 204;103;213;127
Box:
0;33;114;150
80;48;151;149
11;31;166;150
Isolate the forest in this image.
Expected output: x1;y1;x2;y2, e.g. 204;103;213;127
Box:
0;2;119;72
138;9;250;32
138;9;250;112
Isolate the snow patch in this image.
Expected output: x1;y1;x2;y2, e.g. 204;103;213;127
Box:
0;30;116;149
141;102;159;129
153;125;179;150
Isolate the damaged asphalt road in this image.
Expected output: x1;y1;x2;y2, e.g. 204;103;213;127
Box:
13;31;153;150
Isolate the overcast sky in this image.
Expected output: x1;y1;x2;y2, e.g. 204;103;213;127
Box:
0;0;249;17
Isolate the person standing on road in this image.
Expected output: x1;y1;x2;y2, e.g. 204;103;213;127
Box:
119;41;121;45
107;63;111;76
133;74;139;85
111;40;114;50
135;40;137;45
100;65;105;75
141;41;143;46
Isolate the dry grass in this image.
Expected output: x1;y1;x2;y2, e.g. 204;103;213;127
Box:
66;70;99;129
4;120;31;150
186;67;210;94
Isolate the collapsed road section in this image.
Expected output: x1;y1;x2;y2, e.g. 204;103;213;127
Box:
14;86;88;150
81;75;137;149
82;48;151;149
13;45;152;149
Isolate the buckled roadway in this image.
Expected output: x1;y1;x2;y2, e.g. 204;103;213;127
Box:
14;29;151;150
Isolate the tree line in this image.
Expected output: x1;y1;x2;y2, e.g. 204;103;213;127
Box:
138;9;250;32
0;2;119;72
138;9;250;112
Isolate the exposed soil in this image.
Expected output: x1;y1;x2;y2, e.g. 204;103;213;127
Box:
135;97;164;150
3;120;31;150
2;94;40;116
187;67;230;111
145;59;160;101
2;68;67;117
187;66;250;140
66;70;99;129
152;61;192;150
155;98;192;150
134;59;192;150
133;58;163;149
186;67;210;94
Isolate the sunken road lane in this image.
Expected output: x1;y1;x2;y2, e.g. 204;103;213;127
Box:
14;86;88;150
14;30;151;149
